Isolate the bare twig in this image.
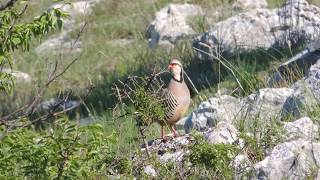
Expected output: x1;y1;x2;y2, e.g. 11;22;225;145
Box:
0;0;18;11
139;126;150;158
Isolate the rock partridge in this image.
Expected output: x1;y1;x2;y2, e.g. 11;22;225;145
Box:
159;59;191;139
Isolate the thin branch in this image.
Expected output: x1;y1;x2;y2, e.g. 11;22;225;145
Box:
0;0;18;11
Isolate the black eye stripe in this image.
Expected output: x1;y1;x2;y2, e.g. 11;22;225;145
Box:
170;63;182;67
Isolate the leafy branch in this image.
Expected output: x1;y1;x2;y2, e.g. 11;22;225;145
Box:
0;1;68;92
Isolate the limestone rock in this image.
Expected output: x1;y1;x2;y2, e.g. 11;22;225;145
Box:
0;68;32;83
283;117;319;141
254;140;320;180
147;4;202;48
35;33;82;54
37;98;79;113
159;150;185;164
233;0;268;10
204;121;240;145
282;59;320;118
36;1;99;55
184;88;292;133
194;0;320;58
184;95;242;133
232;154;252;179
243;88;293;120
143;165;157;177
140;135;192;164
50;0;98;30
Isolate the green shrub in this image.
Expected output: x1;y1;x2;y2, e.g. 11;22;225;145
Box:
188;135;239;179
239;133;264;163
0;117;118;179
133;87;165;126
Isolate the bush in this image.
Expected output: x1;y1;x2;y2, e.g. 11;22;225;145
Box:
188;135;239;179
0;117;118;179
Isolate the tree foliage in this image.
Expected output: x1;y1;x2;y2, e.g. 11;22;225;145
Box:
0;0;67;92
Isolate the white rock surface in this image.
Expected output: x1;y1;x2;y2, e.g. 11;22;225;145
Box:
233;0;268;10
204;121;239;144
143;165;157;177
1;68;32;83
254;140;320;180
282;59;320;118
284;117;319;141
184;88;292;133
243;88;294;120
147;4;202;48
194;0;320;57
184;95;242;133
36;1;99;55
159;150;185;163
35;33;82;54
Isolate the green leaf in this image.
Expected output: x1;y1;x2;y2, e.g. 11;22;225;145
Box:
12;37;21;45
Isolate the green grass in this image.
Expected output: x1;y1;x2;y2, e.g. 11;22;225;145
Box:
5;0;295;113
2;0;307;142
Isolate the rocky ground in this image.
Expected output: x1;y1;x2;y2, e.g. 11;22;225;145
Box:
135;0;320;179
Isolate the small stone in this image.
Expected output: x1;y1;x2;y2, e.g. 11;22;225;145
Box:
144;165;157;177
159;150;185;164
204;121;239;144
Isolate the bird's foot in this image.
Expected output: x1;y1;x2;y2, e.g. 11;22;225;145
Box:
161;134;174;143
173;133;180;138
161;137;168;143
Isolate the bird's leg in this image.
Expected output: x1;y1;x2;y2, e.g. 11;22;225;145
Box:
161;125;164;139
161;126;168;142
170;125;180;138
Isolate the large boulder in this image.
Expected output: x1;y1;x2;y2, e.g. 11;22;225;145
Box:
232;0;268;10
242;88;293;120
36;1;99;55
194;0;320;58
282;59;320;118
283;117;319;141
49;0;99;31
254;140;320;179
184;95;242;133
184;88;293;133
35;32;82;54
147;4;202;48
0;69;32;83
